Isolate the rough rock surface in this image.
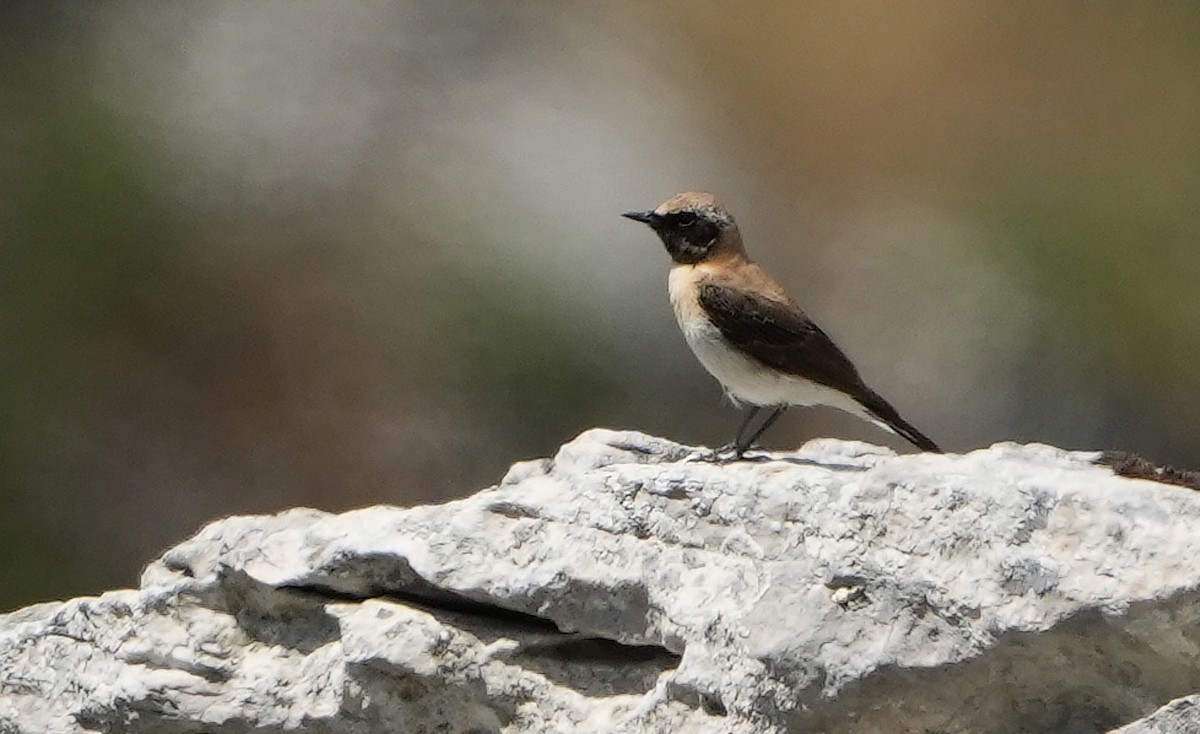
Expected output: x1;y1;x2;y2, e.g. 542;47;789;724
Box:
3;429;1200;733
1113;694;1200;734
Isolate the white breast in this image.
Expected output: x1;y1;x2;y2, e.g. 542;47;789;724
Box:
667;266;869;416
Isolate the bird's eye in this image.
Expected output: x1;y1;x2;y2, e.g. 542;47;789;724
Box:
677;212;697;227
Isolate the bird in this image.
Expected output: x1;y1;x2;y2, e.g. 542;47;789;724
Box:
622;192;940;458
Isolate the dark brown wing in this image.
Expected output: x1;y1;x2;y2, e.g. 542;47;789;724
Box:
697;282;866;394
697;282;941;452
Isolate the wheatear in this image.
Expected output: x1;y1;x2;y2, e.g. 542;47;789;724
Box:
623;192;940;458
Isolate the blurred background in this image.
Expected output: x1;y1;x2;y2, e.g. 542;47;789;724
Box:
3;1;1199;611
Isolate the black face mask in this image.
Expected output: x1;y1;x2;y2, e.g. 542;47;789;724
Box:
647;212;720;264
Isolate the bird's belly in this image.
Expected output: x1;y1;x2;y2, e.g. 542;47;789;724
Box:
677;316;865;413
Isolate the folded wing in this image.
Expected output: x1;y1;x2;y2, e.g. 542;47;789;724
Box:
697;282;941;452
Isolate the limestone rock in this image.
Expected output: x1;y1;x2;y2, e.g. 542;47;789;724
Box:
3;429;1200;733
1113;694;1200;733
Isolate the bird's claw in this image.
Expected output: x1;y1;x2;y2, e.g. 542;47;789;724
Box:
681;447;719;463
682;443;762;464
713;443;750;463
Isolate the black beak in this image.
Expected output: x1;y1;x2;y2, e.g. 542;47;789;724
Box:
621;210;658;226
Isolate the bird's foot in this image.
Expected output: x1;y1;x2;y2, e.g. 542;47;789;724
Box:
683;443;766;464
682;447;720;463
682;445;741;463
713;443;750;463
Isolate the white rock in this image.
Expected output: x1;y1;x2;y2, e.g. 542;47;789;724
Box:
2;428;1200;733
1114;694;1200;733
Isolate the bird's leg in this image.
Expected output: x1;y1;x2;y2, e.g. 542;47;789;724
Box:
715;407;761;459
733;406;762;450
735;406;787;457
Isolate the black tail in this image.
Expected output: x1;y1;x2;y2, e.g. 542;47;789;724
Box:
861;390;941;453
